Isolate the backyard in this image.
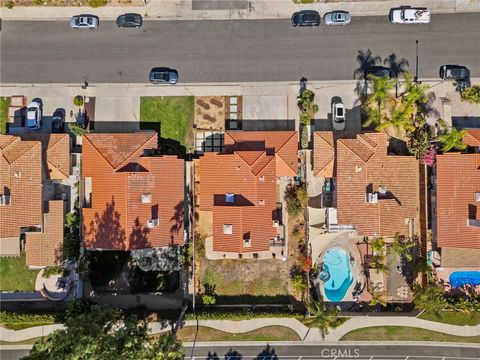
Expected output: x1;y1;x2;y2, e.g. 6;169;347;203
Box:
140;96;195;151
0;253;39;292
0;96;10;134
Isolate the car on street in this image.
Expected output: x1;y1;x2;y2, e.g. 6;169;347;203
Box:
116;13;143;28
332;101;346;130
389;7;430;24
323;11;351;26
365;66;395;79
439;65;470;81
149;67;178;84
26;101;42;130
291;10;321;27
70;15;99;29
52;109;65;133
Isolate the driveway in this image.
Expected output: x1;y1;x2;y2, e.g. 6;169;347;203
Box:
243;95;288;120
93;96;140;132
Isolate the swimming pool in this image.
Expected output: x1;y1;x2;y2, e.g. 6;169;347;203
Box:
320;247;353;302
449;271;480;287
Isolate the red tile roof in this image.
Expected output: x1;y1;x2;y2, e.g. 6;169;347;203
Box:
0;135;42;240
25;200;64;267
436;153;480;249
199;131;297;253
463;129;480;147
336;132;419;237
82;133;184;250
313;131;334;178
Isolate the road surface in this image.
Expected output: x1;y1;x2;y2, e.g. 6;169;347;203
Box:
1;14;479;83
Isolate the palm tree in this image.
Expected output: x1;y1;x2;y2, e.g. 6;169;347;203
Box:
369;237;386;255
377;100;416;135
304;298;339;339
438;127;467;152
363;75;396;129
392;233;415;262
369;291;387;307
369;259;390;274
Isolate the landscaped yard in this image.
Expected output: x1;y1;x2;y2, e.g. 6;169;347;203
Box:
0;311;58;331
0;253;39;291
418;311;480;326
0;96;10;134
140;96;195;151
340;326;480;343
176;325;300;342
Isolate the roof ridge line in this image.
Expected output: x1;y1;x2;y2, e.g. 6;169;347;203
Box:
114;133;157;171
338;139;367;163
8;141;40;166
84;134;117;170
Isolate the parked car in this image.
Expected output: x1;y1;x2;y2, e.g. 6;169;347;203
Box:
52;109;65;133
332;101;346;130
149;67;178;85
389;7;430;24
26;101;42;130
291;10;321;27
70;15;99;29
323;11;351;26
439;65;470;81
365;66;395;79
116;13;143;28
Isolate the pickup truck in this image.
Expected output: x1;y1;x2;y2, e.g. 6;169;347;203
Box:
389;7;431;24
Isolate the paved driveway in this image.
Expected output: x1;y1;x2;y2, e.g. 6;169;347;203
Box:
243;95;287;120
93;96;140;132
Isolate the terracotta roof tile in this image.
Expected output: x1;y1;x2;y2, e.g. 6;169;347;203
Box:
436;153;480;249
313;132;335;178
82;133;184;250
463;129;480;147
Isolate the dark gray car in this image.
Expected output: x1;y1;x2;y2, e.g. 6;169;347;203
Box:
149;67;178;85
291;10;321;27
116;13;143;28
439;65;470;81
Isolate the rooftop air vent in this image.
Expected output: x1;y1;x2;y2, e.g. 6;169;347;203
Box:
223;224;233;234
0;195;10;206
147;218;159;228
243;238;251;248
142;193;152;204
225;193;235;203
476;192;480;202
272;220;280;227
355;165;363;173
259;176;265;182
366;193;378;204
378;185;387;196
259;199;265;206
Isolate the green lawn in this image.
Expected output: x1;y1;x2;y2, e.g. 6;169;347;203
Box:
341;326;480;343
0;253;39;291
0;96;10;134
0;311;57;330
140;96;194;150
418;311;480;326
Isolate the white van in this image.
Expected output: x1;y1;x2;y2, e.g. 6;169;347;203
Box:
389;7;431;24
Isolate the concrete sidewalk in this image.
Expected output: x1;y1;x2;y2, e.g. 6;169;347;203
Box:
1;0;479;21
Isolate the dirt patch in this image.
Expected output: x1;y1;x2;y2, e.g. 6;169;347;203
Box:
194;96;227;130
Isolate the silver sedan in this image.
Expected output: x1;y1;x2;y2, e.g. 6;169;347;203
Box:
70;14;99;29
323;11;351;26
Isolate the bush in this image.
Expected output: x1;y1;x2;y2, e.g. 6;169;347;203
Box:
185;310;302;321
68;123;86;137
78;256;91;281
461;85;480;104
181;243;193;265
202;294;216;305
42;266;64;278
5;1;14;9
301;126;309;149
0;311;58;330
73;95;84;107
300;111;310;126
88;0;108;8
194;233;206;259
284;186;303;217
291;273;308;294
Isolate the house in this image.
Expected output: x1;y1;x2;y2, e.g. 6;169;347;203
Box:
314;131;420;237
0;134;69;267
434;151;480;269
81;132;185;251
198;131;298;258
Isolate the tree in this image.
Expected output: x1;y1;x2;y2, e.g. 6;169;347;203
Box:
392;233;415;262
369;291;387;307
369;259;389;275
413;283;448;315
284;185;304;217
461;85;480;104
438;127;467;152
24;302;184;360
363;75;396;129
377;100;415;134
291;273;308;294
304;298;340;339
369;237;386;255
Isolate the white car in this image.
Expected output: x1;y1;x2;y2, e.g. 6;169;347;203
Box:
332;102;346;131
323;11;351;26
389;7;430;24
26;101;42;130
70;15;99;29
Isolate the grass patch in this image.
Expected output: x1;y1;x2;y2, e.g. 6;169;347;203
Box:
418;311;480;326
0;311;58;330
176;326;300;342
0;96;10;134
340;326;480;343
0;337;44;345
140;96;194;150
0;253;39;291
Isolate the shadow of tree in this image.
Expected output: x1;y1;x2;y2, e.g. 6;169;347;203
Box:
353;49;382;105
225;349;243;359
170;200;185;242
207;352;220;360
384;53;409;77
129;217;151;250
255;344;278;360
86;197;126;250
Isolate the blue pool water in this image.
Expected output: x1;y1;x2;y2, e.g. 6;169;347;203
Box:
449;271;480;287
321;247;353;302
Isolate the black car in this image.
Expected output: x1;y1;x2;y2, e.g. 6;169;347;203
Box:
51;109;65;133
149;67;178;85
116;13;143;28
291;10;321;27
439;65;470;81
365;66;395;79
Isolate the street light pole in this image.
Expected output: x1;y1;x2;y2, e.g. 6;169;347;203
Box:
414;40;419;83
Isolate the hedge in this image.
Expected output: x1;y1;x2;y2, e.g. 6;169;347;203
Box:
185;310;304;321
0;311;60;330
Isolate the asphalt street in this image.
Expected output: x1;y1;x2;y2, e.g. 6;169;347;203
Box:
1;13;479;84
2;343;480;359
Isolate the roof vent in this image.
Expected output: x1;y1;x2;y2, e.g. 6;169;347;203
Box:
272;220;280;227
476;192;480;202
225;193;235;203
355;165;363;173
147;218;159;228
378;185;387;195
259;176;265;182
223;224;233;235
141;193;152;204
243;238;251;248
14;171;21;178
259;199;265;206
366;193;378;204
0;195;10;206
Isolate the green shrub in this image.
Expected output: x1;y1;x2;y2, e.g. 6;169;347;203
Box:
73;95;84;107
185;310;302;321
42;266;64;278
68;123;86;137
301;126;309;149
0;311;57;330
202;294;216;305
194;233;206;259
461;85;480;104
300;111;310;126
78;256;91;281
181;243;193;265
88;0;108;8
291;273;307;294
5;1;15;9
